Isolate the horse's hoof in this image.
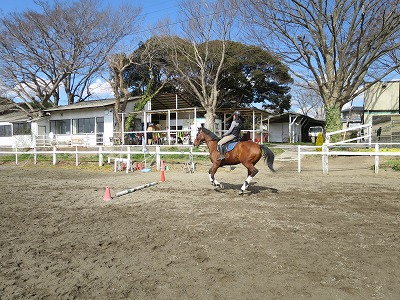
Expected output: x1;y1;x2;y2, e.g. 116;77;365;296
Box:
219;183;224;189
239;189;248;195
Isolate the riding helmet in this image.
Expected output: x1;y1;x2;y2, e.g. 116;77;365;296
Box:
233;111;241;117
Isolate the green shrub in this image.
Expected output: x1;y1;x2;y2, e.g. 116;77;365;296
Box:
315;132;324;152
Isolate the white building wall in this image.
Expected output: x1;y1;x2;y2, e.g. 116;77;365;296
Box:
0;122;35;148
47;107;115;146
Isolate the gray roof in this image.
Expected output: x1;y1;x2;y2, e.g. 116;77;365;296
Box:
0;109;31;122
42;98;121;112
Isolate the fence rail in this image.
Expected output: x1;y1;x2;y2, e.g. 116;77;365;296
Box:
0;145;209;174
298;143;400;174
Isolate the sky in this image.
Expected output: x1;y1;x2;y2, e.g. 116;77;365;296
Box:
0;0;182;103
0;0;180;23
3;0;396;110
0;0;182;40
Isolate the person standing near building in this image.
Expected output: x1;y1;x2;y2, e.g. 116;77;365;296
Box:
377;127;382;141
146;123;154;145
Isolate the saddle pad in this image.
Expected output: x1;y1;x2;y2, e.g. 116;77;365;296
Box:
219;141;238;153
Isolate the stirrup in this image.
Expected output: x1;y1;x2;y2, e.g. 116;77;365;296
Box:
217;155;225;161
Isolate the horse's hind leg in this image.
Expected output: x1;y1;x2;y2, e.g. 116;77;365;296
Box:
240;166;258;194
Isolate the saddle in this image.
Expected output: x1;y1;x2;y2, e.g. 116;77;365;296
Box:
218;141;239;155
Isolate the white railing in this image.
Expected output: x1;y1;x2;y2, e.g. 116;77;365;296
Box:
325;123;372;145
0;145;209;174
297;143;400;174
35;133;104;147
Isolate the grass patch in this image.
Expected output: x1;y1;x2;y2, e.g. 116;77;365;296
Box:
381;158;400;171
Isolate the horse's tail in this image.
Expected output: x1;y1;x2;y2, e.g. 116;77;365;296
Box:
260;144;275;172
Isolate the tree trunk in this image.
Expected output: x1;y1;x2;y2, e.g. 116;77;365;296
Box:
324;103;342;143
204;110;216;131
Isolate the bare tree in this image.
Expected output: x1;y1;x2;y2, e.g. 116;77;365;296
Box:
108;38;172;137
0;0;140;113
291;84;325;120
160;0;239;130
246;0;400;136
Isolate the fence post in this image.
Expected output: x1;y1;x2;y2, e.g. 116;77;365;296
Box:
126;146;130;174
15;147;18;165
322;143;329;174
156;145;161;171
53;146;57;165
99;146;103;166
368;125;372;147
33;147;37;164
75;146;78;166
374;144;379;174
297;145;301;173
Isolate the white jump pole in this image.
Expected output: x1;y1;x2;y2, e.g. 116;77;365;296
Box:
115;182;158;197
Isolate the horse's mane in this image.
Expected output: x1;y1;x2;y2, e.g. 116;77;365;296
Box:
201;127;220;141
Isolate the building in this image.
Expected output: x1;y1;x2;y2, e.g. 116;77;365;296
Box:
364;80;400;142
0;94;271;148
0;100;37;148
265;113;325;143
341;106;364;128
364;81;400;124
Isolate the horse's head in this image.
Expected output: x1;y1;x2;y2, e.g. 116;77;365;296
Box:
193;127;205;146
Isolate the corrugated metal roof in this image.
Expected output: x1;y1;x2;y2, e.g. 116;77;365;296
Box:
149;94;194;110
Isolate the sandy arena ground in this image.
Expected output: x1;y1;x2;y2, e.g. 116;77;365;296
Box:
0;154;399;299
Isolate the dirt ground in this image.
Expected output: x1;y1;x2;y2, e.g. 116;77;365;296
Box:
0;155;399;300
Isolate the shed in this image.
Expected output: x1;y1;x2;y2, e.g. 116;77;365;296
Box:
265;113;325;143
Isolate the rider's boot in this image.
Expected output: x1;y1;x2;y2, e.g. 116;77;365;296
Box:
217;144;225;160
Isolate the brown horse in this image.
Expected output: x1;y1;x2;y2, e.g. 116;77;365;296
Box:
193;127;275;194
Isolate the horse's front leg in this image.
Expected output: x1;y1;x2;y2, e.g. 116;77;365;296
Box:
240;167;259;194
208;165;223;189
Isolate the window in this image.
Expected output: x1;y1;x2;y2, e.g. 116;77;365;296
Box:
13;123;31;135
0;124;12;137
96;117;104;133
50;120;71;134
72;118;95;134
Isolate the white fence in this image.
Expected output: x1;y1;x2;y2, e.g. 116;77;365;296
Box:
296;123;400;173
0;145;209;174
325;123;372;145
298;143;400;174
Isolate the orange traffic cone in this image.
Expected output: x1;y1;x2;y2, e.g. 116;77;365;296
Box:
103;186;112;201
160;160;165;182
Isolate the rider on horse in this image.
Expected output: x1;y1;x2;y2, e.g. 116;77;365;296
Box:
217;111;243;160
